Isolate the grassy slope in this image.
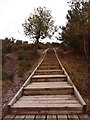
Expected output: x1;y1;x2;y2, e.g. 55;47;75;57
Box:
2;40;43;92
57;49;90;113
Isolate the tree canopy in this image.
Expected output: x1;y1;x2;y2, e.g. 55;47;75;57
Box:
23;7;55;43
58;1;89;59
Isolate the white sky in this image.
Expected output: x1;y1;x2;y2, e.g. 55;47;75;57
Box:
0;0;70;43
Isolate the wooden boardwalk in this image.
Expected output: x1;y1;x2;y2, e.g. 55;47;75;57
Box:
2;114;90;120
3;48;90;119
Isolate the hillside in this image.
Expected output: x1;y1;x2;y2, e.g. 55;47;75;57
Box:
57;48;89;115
2;39;47;116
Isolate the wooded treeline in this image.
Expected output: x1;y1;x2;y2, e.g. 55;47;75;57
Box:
59;1;89;59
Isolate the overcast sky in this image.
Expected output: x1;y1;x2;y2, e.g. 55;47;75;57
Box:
0;0;70;43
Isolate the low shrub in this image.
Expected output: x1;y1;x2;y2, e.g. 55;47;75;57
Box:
18;60;31;77
16;40;22;45
2;71;14;88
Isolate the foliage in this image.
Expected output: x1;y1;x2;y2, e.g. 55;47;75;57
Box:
2;71;14;88
23;7;55;43
2;39;12;54
58;1;89;59
17;51;39;77
18;60;31;77
21;44;34;51
16;40;22;44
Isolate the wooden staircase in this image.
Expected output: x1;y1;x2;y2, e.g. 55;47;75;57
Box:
8;48;86;115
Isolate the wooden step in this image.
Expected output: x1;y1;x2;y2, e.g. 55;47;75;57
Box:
41;63;59;66
32;75;67;82
11;95;83;115
32;75;66;78
38;66;61;70
35;70;64;75
23;82;73;95
42;62;59;64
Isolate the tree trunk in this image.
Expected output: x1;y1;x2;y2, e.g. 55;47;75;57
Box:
84;36;88;60
34;38;39;53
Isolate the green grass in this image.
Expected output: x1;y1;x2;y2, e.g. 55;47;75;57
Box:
17;51;39;77
58;51;90;114
2;71;14;89
17;60;31;77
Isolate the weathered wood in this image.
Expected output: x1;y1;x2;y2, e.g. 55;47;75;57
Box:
3;114;90;120
8;87;23;108
68;115;79;120
36;70;63;72
73;86;87;113
32;75;66;78
10;110;83;115
32;77;67;82
3;115;16;120
23;87;73;95
8;48;87;115
17;95;77;102
78;114;90;119
8;49;48;109
58;115;67;120
24;115;35;120
14;115;25;120
54;48;87;113
47;115;56;120
23;81;73;95
12;103;82;108
35;115;45;120
24;81;71;87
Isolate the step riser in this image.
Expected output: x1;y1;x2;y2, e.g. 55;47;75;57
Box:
23;88;73;95
10;108;83;115
41;63;59;66
41;62;59;66
38;67;61;70
35;71;64;75
31;78;67;82
39;66;60;68
42;62;59;64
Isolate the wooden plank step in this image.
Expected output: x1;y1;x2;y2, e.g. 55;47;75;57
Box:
3;114;90;120
58;115;67;120
32;75;66;78
23;82;73;95
41;63;59;65
24;115;35;120
3;115;16;120
78;114;90;119
68;114;79;120
36;70;63;72
31;75;67;82
34;70;64;76
11;95;79;104
42;63;59;66
35;115;45;120
39;66;60;68
10;95;82;115
10;95;83;115
19;95;76;100
10;108;83;115
14;115;25;120
47;115;56;120
38;66;61;70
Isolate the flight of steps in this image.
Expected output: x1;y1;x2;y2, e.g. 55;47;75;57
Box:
9;49;84;115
